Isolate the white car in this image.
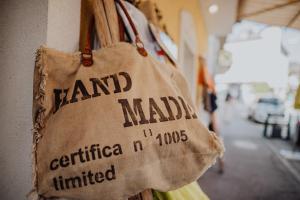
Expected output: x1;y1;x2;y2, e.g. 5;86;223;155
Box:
248;97;286;124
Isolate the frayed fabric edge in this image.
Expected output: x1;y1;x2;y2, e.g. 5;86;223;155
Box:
209;131;225;158
28;47;47;200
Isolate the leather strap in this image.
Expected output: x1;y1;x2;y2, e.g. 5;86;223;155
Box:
115;0;148;57
118;12;126;42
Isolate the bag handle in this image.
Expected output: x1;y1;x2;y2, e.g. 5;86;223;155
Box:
115;0;147;57
82;0;148;67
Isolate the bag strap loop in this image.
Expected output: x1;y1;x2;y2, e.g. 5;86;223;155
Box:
81;16;94;67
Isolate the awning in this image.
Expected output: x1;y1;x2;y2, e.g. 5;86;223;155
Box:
238;0;300;30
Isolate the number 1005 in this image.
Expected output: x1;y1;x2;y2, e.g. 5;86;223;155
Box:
156;130;188;146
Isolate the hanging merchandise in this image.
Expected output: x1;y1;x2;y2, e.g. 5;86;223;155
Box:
119;5;210;199
197;59;217;113
116;1;165;62
117;1;177;66
294;84;300;109
29;0;224;199
153;182;209;200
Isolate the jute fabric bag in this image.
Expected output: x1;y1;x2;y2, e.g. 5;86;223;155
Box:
30;1;224;199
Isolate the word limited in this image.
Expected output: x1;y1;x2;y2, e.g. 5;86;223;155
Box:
51;144;122;191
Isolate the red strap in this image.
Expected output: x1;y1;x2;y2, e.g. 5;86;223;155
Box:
118;12;126;42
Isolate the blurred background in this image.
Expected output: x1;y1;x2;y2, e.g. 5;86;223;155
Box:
190;1;300;200
1;0;300;199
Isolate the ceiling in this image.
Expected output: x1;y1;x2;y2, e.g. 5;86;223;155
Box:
199;0;300;38
199;0;238;37
238;0;300;30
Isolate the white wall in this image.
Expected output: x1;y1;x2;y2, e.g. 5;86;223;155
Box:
0;0;81;199
207;35;221;74
47;0;81;52
0;0;48;199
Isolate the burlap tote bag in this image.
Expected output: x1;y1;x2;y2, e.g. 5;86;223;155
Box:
30;1;224;199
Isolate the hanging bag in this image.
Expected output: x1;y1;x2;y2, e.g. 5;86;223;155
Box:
30;1;224;199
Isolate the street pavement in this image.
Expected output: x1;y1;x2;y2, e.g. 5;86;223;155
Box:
198;102;300;200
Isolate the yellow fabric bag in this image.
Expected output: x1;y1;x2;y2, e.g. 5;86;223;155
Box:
294;85;300;109
153;182;209;200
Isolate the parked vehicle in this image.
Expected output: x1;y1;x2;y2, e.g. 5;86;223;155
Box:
289;109;300;147
262;113;290;139
248;97;286;124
